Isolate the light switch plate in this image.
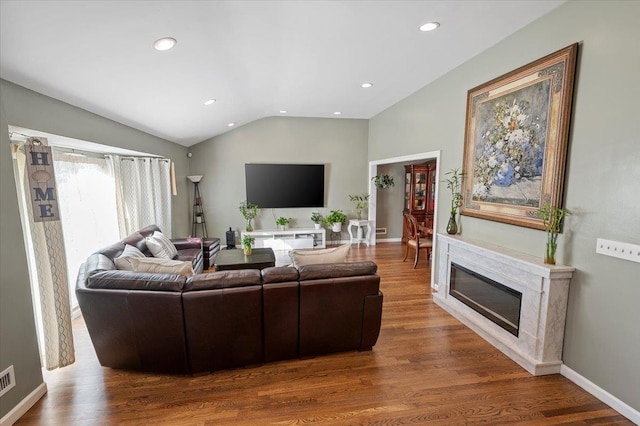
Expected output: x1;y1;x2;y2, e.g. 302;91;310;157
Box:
596;238;640;263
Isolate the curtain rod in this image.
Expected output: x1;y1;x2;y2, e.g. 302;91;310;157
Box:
116;156;170;162
10;132;169;162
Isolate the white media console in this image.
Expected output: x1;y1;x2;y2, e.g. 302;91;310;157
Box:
241;228;326;250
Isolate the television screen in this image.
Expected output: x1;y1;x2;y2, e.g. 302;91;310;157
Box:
245;164;325;208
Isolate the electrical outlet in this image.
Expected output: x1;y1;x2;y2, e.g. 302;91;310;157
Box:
596;238;640;263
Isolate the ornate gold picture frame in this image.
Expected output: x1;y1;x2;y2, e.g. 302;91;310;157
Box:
461;44;578;230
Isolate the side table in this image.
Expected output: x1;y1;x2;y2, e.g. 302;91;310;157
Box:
348;219;371;248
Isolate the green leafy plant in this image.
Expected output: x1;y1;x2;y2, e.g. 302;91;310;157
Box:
348;193;370;219
241;235;255;248
324;210;347;226
241;234;255;255
538;201;571;264
372;174;395;189
238;200;259;231
443;168;464;216
275;217;291;226
310;212;322;224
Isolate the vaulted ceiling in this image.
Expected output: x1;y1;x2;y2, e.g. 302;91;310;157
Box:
0;1;563;147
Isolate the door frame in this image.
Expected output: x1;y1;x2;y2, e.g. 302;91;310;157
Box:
368;150;441;288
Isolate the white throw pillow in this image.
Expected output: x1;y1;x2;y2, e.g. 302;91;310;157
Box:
114;244;145;271
290;244;351;268
145;231;178;259
129;257;194;277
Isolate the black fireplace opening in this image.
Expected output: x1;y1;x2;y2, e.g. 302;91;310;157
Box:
449;262;522;336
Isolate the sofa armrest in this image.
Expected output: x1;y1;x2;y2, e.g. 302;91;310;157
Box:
361;291;383;350
172;237;202;250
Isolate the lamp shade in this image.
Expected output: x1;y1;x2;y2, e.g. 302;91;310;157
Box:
187;175;203;183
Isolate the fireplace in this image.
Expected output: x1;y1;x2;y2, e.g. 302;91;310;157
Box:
434;234;574;376
450;262;522;337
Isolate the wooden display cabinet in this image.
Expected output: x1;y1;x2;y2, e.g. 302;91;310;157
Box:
403;161;436;241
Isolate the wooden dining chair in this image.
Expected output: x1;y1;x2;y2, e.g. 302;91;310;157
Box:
403;213;433;268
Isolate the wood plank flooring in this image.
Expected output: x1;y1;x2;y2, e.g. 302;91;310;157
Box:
17;243;632;425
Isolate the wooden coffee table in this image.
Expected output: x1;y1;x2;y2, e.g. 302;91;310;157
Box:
213;248;276;271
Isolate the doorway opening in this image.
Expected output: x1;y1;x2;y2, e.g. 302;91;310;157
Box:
368;151;441;289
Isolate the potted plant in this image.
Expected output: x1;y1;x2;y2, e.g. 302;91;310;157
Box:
310;212;322;230
238;200;259;232
241;235;255;256
325;210;347;232
275;216;291;230
372;174;395;190
348;193;370;220
538;201;570;265
195;212;204;224
443;168;464;234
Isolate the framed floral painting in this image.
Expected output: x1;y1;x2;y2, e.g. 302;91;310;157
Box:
461;44;578;230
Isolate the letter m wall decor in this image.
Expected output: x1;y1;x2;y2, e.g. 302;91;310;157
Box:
26;139;60;222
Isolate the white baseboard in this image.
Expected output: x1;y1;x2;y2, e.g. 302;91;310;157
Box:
0;382;47;426
560;365;639;424
375;237;402;243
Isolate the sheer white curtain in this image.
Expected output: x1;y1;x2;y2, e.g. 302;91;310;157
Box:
53;152;120;310
106;155;173;237
13;138;75;370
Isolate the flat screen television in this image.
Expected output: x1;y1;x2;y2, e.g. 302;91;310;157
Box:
245;163;324;208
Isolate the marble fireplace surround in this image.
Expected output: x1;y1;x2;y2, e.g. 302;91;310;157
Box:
433;234;574;376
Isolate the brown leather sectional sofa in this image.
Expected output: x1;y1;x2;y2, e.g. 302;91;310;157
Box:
75;227;383;375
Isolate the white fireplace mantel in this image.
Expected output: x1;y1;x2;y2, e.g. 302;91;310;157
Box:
433;234;574;376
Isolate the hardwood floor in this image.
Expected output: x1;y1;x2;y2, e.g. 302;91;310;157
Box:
17;243;631;425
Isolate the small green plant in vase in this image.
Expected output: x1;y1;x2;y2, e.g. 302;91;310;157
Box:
275;216;291;230
324;210;347;232
195;211;204;224
348;193;370;220
310;212;322;229
241;235;255;256
239;200;259;232
443;168;464;234
538;201;570;265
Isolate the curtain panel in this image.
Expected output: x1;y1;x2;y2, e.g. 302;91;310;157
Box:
13;138;75;370
107;155;173;238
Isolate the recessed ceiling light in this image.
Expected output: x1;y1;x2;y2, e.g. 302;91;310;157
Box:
279;110;287;114
204;99;216;106
153;37;177;51
333;111;341;115
419;22;440;32
227;122;236;127
361;83;373;88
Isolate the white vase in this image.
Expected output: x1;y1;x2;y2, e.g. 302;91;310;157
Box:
331;223;342;232
314;223;321;230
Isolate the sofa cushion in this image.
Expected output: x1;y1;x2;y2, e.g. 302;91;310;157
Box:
298;261;378;281
114;244;145;271
146;231;178;259
261;266;299;283
122;231;149;254
86;269;186;291
185;270;262;291
290;244;351;268
130;257;194;277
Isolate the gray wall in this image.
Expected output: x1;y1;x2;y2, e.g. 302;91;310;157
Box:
0;88;43;420
369;1;640;410
0;80;190;418
188;116;369;241
0;80;191;237
373;163;405;239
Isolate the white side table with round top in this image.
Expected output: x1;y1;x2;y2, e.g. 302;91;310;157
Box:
348;219;371;248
